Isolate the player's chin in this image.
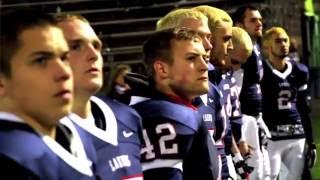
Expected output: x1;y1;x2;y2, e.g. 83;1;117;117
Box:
87;79;103;92
88;76;103;84
256;30;262;35
48;105;72;125
93;77;103;86
280;54;288;59
56;104;73;119
196;83;209;95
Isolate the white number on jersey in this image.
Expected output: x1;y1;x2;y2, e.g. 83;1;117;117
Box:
157;123;178;155
141;129;156;159
230;86;241;117
277;90;292;110
141;123;178;160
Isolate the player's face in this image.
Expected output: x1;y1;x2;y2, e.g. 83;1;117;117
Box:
167;39;209;101
242;9;263;40
0;26;73;127
179;18;212;54
210;22;233;70
270;32;290;59
58;19;103;96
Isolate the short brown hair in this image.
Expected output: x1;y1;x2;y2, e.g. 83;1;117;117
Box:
0;9;57;77
143;28;202;76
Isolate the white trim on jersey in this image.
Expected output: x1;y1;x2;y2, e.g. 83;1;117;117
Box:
0;112;94;176
66;112;118;146
142;159;183;171
298;84;308;91
89;96;119;145
200;94;208;106
42;133;93;176
60;118;92;160
0;112;24;123
66;96;119;145
129;96;151;105
265;60;292;79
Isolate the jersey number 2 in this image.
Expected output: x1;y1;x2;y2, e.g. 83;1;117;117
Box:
277;90;292;110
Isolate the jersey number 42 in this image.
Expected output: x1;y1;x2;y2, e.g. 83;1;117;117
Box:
141;123;178;160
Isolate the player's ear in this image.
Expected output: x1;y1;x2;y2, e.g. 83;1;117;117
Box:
153;59;169;79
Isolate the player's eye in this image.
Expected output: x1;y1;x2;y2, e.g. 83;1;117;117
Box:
92;41;102;51
224;36;232;42
69;42;82;51
32;55;50;66
187;55;197;61
61;52;70;62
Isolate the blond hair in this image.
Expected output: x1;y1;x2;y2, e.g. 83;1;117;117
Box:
156;8;208;31
193;5;232;33
232;27;253;58
262;27;289;48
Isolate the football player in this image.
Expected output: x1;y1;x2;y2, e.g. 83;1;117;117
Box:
0;9;97;179
228;26;264;180
261;27;317;180
133;28;219;180
56;14;144;180
232;5;271;179
156;8;221;179
194;6;253;180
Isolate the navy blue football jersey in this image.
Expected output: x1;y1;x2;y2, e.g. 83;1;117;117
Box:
261;59;309;141
133;92;219;180
194;82;222;180
0;113;97;180
209;70;243;154
209;69;244;179
195;82;221;140
208;70;230;153
66;96;144;180
240;43;264;116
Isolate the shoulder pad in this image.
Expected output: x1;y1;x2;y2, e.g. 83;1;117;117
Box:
134;100;199;130
93;96;142;132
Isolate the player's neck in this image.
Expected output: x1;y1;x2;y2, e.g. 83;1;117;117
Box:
23;113;57;138
72;93;92;119
156;83;194;103
269;56;286;71
0;102;57;138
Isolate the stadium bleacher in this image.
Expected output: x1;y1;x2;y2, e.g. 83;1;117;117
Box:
1;0;266;69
